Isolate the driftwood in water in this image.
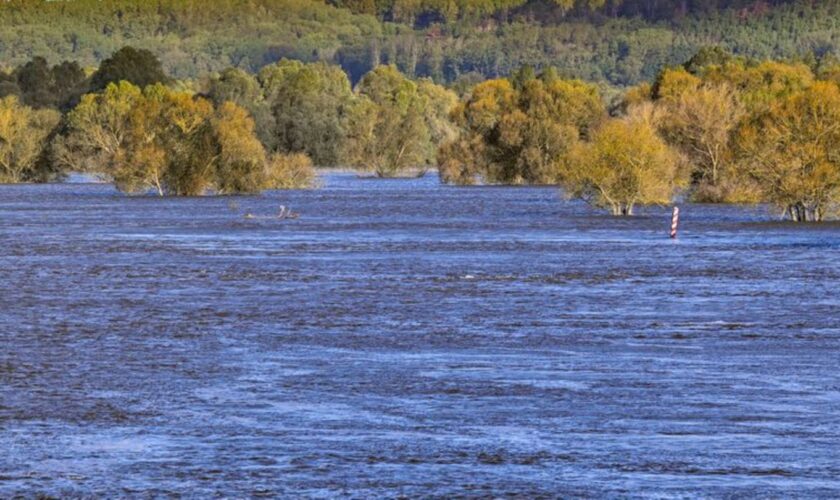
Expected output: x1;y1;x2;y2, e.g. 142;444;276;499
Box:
244;205;299;220
277;205;300;219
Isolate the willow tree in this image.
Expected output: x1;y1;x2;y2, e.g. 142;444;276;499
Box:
736;81;840;222
0;96;61;182
56;82;312;195
52;81;143;176
660;83;745;201
205;68;274;151
439;70;604;185
704;61;814;112
343;65;431;177
562;104;683;216
259;60;355;166
416;78;458;165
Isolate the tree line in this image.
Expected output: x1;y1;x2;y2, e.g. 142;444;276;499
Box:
0;46;456;193
330;0;797;24
439;47;840;221
1;0;840;88
2;43;840;220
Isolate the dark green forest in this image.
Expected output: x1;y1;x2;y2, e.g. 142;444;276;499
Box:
1;0;840;86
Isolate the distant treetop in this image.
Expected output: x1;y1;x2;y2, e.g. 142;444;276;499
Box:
91;47;169;91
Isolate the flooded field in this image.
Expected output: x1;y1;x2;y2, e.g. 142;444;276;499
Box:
1;173;839;497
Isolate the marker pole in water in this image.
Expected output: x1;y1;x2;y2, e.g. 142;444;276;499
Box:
670;206;680;239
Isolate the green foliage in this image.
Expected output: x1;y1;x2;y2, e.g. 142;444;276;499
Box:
0;0;381;81
0;96;61;183
560;103;684;216
439;69;604;184
55;81;311;195
0;57;87;111
683;46;740;75
330;0;804;24
204;59;357;166
205;68;275;150
0;0;838;89
343;65;433;176
259;59;355;165
416;78;459;164
91;47;170;91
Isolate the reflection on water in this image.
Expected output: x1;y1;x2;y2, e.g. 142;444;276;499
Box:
1;174;839;496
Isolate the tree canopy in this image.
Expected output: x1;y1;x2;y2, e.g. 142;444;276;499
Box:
439;69;604;184
54;81;313;195
91;47;170;91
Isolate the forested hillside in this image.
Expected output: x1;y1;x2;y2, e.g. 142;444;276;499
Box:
2;0;840;86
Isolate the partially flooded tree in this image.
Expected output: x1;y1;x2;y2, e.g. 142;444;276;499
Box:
56;82;313;195
438;78;516;184
343;65;431;177
561;104;683;216
152;89;217;196
660;83;745;201
736;81;840;222
439;70;604;185
265;152;316;189
259;59;355;166
53;81;143;176
211;101;273;194
0;96;61;182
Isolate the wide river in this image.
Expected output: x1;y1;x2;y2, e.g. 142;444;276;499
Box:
1;174;839;497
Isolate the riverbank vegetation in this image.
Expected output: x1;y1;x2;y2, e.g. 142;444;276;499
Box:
2;42;840;218
438;48;840;221
1;0;840;217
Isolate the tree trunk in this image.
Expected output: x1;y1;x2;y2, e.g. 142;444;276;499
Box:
788;203;824;222
611;202;634;216
787;205;799;222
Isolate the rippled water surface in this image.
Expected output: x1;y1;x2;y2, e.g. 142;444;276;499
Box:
1;174;839;497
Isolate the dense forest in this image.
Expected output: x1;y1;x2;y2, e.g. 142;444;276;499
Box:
2;0;840;86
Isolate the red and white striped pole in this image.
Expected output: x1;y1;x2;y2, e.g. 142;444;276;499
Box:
670;206;680;239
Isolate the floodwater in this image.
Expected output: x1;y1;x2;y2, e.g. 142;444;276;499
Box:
1;173;839;498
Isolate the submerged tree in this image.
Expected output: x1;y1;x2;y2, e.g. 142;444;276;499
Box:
439;69;604;185
736;81;840;222
561;104;683;216
0;96;61;183
660;83;745;201
259;59;355;166
343;65;431;177
55;82;313;195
